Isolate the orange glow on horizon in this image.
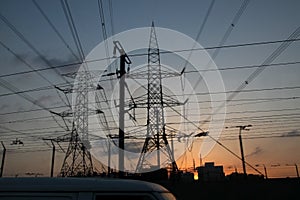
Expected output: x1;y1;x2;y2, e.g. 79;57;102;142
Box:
193;172;198;180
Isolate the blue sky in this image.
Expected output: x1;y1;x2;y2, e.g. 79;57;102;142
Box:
0;0;300;178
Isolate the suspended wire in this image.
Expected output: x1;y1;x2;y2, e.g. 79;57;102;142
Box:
54;88;71;109
0;1;298;173
187;96;300;105
171;109;265;175
1;78;300;100
2;119;299;145
0;125;65;135
0;40;56;87
181;0;215;140
0;124;43;141
1;98;299;127
97;0;110;65
211;0;250;62
2;129;68;139
0;38;299;80
0;83;63;98
127;39;300;58
0;61;82;79
181;0;251;106
60;0;85;62
31;0;79;61
181;26;300;133
0;78;52;112
0;10;73;133
0;115;54;125
2;115;299;155
162;107;300;119
225;26;300;103
181;0;215;71
185;60;300;73
51;114;70;131
0;11;72;86
108;0;115;36
207;96;300;109
189;85;300;96
0;40;70;108
98;0;116;91
1;117;299;140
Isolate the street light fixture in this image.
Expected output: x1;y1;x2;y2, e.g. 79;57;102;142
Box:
194;131;209;137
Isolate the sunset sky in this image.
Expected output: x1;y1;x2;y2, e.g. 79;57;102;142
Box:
0;0;300;178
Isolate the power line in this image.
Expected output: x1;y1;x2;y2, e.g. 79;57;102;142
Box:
165;113;300;127
129;38;300;57
3;94;298;116
181;0;215;71
0;1;298;170
0;61;300;101
184;60;300;73
0;40;70;107
0;59;298;99
1;90;299;126
0;38;299;80
0;62;82;79
209;0;250;61
60;0;85;62
225;26;300;104
0;11;71;86
31;0;79;61
3;120;299;149
193;85;300;96
187;96;300;105
1;113;299;141
2;117;299;153
97;0;110;64
108;0;115;36
2;69;300;100
0;78;53;112
0;40;56;87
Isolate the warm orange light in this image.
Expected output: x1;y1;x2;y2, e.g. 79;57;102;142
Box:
193;172;198;180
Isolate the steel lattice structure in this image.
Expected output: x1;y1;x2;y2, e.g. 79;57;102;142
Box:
60;124;93;177
135;23;178;173
60;71;94;177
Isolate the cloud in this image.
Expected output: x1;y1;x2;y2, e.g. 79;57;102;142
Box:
33;94;59;108
124;142;142;153
281;130;300;137
0;104;9;111
11;53;79;74
46;56;81;74
245;146;263;158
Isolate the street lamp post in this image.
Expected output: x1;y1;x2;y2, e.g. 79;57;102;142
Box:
295;164;299;178
263;164;268;179
255;164;268;179
0;141;6;177
286;163;299;178
226;125;252;179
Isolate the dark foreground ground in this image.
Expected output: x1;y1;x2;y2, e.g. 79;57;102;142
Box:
157;178;300;200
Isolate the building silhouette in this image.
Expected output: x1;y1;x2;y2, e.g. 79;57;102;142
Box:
196;162;225;182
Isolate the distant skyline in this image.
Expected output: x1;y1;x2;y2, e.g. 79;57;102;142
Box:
0;0;300;178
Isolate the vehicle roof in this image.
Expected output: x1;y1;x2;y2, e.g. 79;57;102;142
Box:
0;177;170;193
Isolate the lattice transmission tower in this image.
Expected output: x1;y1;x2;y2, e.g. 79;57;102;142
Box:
58;71;93;177
133;22;182;173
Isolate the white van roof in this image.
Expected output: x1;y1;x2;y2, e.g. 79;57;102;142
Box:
0;177;169;193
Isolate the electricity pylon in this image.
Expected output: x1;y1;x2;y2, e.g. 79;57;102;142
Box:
55;70;104;177
60;122;94;177
130;22;183;173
